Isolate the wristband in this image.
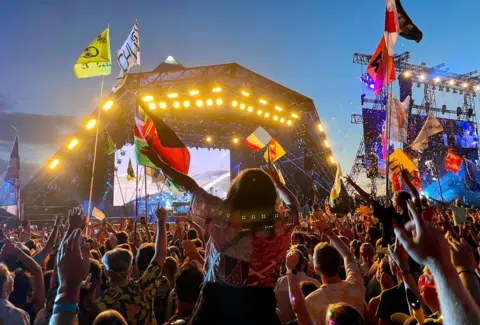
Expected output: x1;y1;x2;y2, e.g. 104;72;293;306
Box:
53;303;79;314
458;269;477;276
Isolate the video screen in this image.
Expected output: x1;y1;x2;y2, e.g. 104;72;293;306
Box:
113;145;231;207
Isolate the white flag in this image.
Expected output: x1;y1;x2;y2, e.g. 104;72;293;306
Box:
112;21;140;93
92;207;105;221
387;94;409;143
410;115;443;151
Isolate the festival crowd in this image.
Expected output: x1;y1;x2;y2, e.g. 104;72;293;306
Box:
0;150;480;325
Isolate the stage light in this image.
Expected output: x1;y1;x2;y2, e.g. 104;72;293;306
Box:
183;100;191;108
275;106;283;112
264;112;270;118
216;98;223;105
434;77;441;84
259;99;267;105
67;138;79;150
324;140;330;147
206;99;213;106
206;136;212;143
240;103;246;110
173;101;180;108
318;123;324;132
273;115;279;121
419;74;426;81
212;87;222;93
257;109;263;115
449;79;455;86
196;99;204;107
168;93;178;99
462;82;469;88
286;120;292;125
475;85;480;92
189;89;200;96
280;117;285;123
403;71;411;77
233;137;239;144
232;100;238;107
159;102;167;109
85;119;97;130
247;106;253;112
49;158;60;170
142;95;154;102
148;102;156;110
241;91;250;97
103;100;114;111
329;155;335;164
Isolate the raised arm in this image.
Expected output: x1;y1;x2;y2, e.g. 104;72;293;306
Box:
153;207;167;267
400;169;420;203
35;215;60;263
262;165;300;215
345;176;374;206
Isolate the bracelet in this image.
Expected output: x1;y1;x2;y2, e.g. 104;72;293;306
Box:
53;303;79;314
458;269;477;276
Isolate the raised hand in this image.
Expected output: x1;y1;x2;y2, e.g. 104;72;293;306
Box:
155;207;167;223
286;250;300;272
67;207;86;232
388;237;410;272
261;164;281;184
448;237;477;272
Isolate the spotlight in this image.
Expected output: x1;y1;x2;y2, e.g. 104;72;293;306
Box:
212;87;222;93
462;82;469;88
159;102;167;109
148;102;156;110
49;158;60;170
434;77;441;84
360;73;375;90
419;74;426;81
206;99;213;106
241;91;250;97
329;155;335;164
291;113;299;119
273;115;279;121
103;100;114;111
286;120;292;126
318;123;324;132
67;138;79;150
173;101;180;108
206;136;212;143
167;93;178;99
324;140;330;147
259;99;267;105
449;79;455;86
247;106;253;112
275;106;283;112
233;137;239;144
85;119;97;130
196;99;204;107
215;98;223;105
183;100;191;108
403;71;411;77
142;95;154;102
240;103;246;110
280;117;285;123
232;100;238;108
475;85;480;92
189;89;200;96
264;112;270;118
257;109;263;116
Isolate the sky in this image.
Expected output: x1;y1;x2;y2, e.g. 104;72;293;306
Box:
1;0;480;187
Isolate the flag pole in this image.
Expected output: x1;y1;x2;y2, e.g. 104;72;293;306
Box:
144;166;148;222
86;75;104;234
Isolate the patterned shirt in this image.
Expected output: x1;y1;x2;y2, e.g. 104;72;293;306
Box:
191;188;298;287
95;261;169;325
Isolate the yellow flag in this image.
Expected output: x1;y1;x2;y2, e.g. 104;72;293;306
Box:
74;28;111;78
263;139;286;163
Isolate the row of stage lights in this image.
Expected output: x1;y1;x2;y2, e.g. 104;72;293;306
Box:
140;87;298;126
402;71;480;92
47;87;305;170
315;122;335;164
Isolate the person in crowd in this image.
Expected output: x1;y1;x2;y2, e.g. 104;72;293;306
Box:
0;262;30;324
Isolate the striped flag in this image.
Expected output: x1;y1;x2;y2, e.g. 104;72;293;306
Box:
387;93;409;143
245;127;272;151
92;207;105;221
384;0;399;55
329;163;343;207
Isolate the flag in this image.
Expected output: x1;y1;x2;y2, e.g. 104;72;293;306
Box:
104;129;116;155
395;0;423;42
388;149;417;174
329;163;343;207
0;137;19;214
384;0;399;55
381;120;388;160
387;94;409;143
245;127;272;151
445;149;462;174
410;115;443;151
73;28;111;78
92;207;105;221
464;158;480;192
135;102;190;174
263;139;286;163
127;158;135;181
112;21;140;92
367;37;396;96
391;171;403;192
146;167;165;184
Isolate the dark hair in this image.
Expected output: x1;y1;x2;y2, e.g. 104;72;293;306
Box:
136;243;155;274
325;303;363;325
300;280;319;297
80;259;102;302
224;169;277;212
90;250;101;261
191;238;203;248
314;243;341;277
9;269;32;307
350;240;361;259
24;239;36;251
115;231;129;245
175;261;203;304
162;257;178;289
291;232;306;245
187;228;198;240
93;310;128;325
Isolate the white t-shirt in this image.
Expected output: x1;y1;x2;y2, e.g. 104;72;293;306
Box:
305;258;366;324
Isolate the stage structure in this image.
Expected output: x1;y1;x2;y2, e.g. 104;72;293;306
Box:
349;51;480;199
22;57;336;222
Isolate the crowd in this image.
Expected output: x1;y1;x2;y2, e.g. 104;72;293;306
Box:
1;155;480;324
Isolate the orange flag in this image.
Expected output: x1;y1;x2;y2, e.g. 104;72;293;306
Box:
367;36;396;96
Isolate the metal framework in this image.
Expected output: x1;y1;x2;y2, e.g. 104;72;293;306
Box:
22;59;336;219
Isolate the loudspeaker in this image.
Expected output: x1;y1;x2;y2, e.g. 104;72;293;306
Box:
304;156;313;171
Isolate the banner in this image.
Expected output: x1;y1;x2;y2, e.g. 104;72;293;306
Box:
112;21;140;92
410;115;443;151
388;148;417;174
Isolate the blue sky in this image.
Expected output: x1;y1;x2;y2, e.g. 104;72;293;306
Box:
0;0;479;182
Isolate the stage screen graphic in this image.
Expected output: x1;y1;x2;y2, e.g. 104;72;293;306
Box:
113;145;231;206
